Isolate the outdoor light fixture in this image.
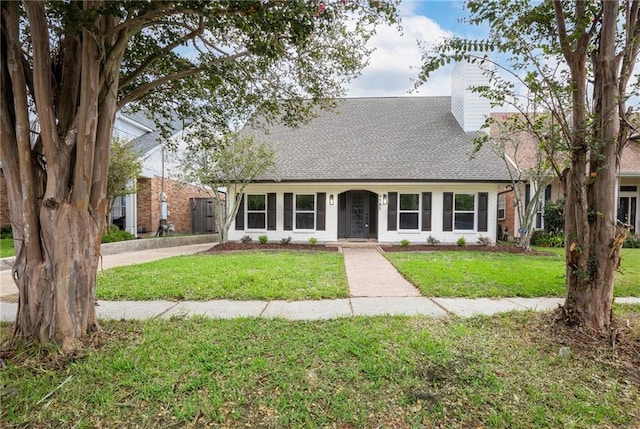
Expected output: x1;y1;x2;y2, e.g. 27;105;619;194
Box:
329;194;335;205
382;194;388;205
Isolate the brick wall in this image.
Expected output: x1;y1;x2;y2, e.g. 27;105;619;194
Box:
497;188;516;241
0;169;10;227
137;176;213;235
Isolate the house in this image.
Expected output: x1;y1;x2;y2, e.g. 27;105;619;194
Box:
0;112;218;236
494;113;640;239
228;62;513;244
111;111;219;236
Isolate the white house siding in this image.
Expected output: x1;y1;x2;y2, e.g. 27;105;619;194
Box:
229;182;501;245
451;61;491;133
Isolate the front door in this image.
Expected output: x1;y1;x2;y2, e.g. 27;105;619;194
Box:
338;191;378;240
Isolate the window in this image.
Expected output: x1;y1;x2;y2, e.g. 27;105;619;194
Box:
295;194;315;230
247;194;266;229
454;193;475;230
497;194;506;220
399;193;419;230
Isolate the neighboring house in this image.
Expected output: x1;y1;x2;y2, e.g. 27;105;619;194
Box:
0;112;218;236
111;111;219;236
494;114;640;240
229;62;513;244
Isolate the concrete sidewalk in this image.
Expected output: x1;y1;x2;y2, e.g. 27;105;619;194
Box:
344;248;421;297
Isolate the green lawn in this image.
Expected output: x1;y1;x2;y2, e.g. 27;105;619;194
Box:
97;251;349;301
2;308;638;428
0;238;14;258
386;249;640;298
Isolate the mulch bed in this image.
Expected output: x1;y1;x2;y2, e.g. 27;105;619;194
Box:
383;244;555;256
203;242;340;252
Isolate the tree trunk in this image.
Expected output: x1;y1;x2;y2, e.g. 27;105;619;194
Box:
562;0;622;331
14;204;101;351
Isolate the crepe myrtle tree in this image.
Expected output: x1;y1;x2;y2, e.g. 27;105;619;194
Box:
0;0;398;350
480;112;566;250
176;128;276;244
418;0;640;331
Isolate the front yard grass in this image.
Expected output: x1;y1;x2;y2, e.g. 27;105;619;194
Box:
386;248;640;298
97;251;349;301
2;307;638;428
0;238;14;258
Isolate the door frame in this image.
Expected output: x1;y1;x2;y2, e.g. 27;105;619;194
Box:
338;190;378;240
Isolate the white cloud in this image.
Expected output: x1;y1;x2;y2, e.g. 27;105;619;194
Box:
346;12;453;97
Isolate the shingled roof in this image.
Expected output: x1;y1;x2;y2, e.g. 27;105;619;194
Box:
246;97;511;183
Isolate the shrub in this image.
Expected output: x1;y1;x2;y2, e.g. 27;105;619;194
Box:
544;199;564;234
241;235;253;243
308;237;318;245
426;235;440;246
477;235;492;246
456;237;466;247
623;234;640;248
0;225;12;239
400;239;410;247
280;236;292;245
258;235;268;244
530;230;564;247
101;225;135;243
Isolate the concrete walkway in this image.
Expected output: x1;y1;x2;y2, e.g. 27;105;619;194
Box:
1;243;639;323
343;248;421;297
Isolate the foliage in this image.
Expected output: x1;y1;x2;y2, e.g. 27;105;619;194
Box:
1;0;398;347
280;236;292;245
106;137;142;222
101;225;136;244
426;235;440;245
177;132;276;243
400;239;411;247
456;237;467;247
258;235;268;244
417;0;640;329
476;235;492;246
531;230;565;248
624;234;640;249
241;235;253;244
97;252;348;301
3;312;639;428
0;225;12;239
308;237;318;245
543;199;564;234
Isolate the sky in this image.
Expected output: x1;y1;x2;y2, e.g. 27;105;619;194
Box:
346;0;639;108
345;1;488;98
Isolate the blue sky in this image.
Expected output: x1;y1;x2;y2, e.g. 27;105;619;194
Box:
346;1;489;97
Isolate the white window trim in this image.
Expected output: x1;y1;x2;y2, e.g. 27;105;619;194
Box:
246;193;267;231
453;192;476;232
398;193;420;231
294;193;316;231
497;194;506;220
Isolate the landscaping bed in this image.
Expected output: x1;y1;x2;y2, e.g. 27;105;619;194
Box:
204;242;339;252
384;244;553;255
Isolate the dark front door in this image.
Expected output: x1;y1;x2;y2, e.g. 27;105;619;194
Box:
338;191;378;240
348;191;368;238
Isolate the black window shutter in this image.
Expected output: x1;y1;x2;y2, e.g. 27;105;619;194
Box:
525;184;531;207
443;192;453;231
267;193;276;230
478;192;488;232
387;192;397;231
421;192;432;231
544;184;552;202
235;194;245;230
316;193;326;231
284;193;293;231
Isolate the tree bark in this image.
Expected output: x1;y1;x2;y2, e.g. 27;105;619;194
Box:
562;0;623;331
